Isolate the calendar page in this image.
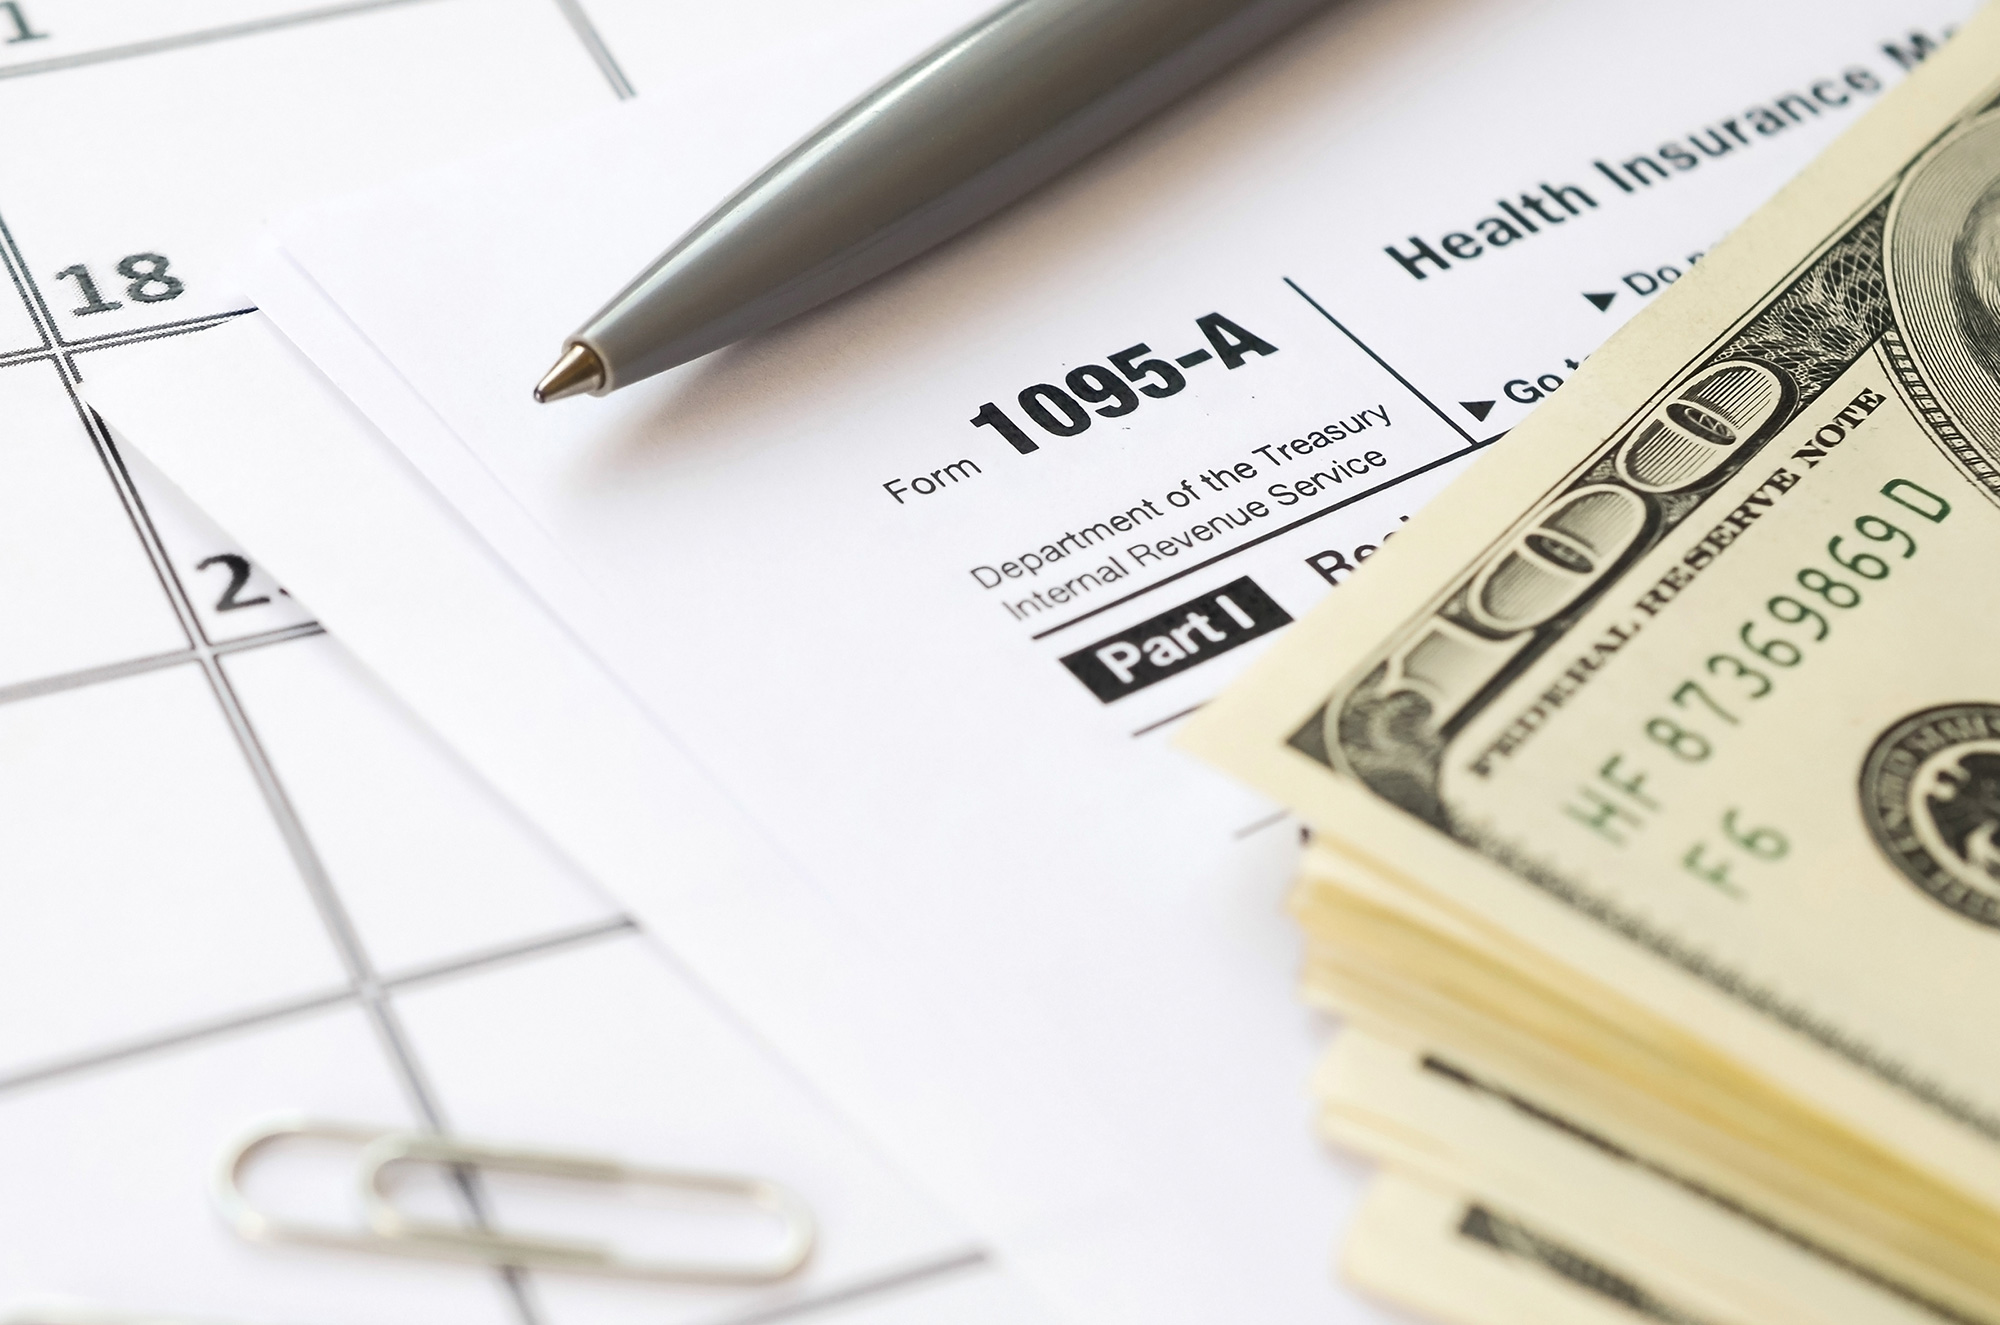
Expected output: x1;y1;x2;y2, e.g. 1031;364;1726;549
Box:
0;2;1053;1322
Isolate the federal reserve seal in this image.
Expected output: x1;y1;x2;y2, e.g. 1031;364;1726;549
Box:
1860;703;2000;927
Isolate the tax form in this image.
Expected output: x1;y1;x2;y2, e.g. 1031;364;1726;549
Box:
0;0;1057;1321
85;1;1975;1322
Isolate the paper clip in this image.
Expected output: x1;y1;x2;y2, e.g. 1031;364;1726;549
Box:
214;1116;816;1284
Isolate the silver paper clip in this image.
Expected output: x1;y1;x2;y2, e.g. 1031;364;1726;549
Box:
214;1116;816;1284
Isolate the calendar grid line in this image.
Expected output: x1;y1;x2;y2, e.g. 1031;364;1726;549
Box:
0;989;358;1098
211;618;331;653
695;1249;991;1325
385;915;640;992
0;644;202;705
0;341;55;367
66;311;258;371
0;309;253;373
0;201;50;355
64;309;255;349
0;211;72;368
0;0;442;83
0;916;635;1099
63;363;202;648
547;0;633;98
0;622;330;709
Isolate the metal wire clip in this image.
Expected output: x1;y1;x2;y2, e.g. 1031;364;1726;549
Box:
214;1116;816;1283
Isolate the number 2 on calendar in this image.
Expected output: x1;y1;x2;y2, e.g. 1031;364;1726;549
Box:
1;2;46;43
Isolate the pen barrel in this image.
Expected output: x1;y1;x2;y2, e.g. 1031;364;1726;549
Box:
577;0;1334;389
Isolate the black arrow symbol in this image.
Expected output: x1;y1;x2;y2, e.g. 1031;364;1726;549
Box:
1461;400;1496;422
1584;291;1617;311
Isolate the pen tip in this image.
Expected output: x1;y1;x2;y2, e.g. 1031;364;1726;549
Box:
534;344;605;403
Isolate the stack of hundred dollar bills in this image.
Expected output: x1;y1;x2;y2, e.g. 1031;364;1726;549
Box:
1184;8;2000;1325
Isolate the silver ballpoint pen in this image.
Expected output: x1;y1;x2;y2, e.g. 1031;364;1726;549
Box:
533;0;1335;402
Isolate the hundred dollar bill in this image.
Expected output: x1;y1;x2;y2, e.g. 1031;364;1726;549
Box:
1291;841;2000;1322
1344;1170;1739;1325
1183;1;2000;1315
1322;1021;1953;1325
